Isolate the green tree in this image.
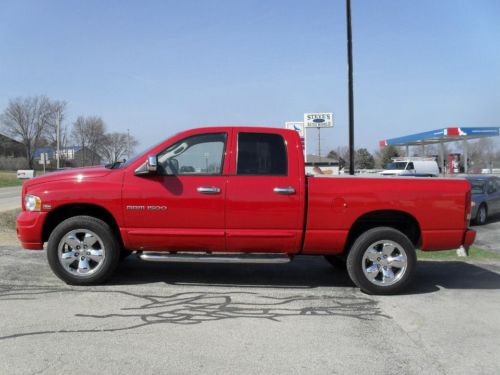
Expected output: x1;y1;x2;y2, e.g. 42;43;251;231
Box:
376;145;400;168
355;148;375;169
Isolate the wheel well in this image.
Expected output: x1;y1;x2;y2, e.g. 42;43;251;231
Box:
344;210;421;253
42;204;122;246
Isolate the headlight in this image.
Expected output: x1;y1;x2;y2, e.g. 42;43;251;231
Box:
24;194;41;211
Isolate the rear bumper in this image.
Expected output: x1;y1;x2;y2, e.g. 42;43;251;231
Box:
16;211;47;250
421;228;476;251
463;229;476;249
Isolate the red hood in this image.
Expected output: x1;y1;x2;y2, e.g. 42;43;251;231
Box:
24;165;113;188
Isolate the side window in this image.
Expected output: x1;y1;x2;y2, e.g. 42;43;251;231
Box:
407;162;414;170
157;133;227;175
237;132;287;175
487;180;497;194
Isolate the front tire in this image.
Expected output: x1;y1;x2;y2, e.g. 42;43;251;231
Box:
346;227;416;295
47;216;120;285
475;204;488;225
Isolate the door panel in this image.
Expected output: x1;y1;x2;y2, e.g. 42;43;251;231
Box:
122;175;226;251
226;176;302;253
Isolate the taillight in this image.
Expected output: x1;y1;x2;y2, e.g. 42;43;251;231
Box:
465;190;472;225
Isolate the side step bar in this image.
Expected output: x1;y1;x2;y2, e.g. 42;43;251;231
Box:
137;252;291;264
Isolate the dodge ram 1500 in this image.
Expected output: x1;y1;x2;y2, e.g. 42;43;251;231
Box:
17;127;476;294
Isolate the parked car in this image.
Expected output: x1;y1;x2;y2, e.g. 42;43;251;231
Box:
466;175;500;225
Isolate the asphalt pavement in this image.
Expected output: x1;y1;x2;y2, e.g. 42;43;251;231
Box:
0;186;21;212
1;247;500;375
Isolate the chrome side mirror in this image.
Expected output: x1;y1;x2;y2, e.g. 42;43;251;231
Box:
147;155;158;173
134;155;158;176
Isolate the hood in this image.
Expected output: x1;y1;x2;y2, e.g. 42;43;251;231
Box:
24;165;113;188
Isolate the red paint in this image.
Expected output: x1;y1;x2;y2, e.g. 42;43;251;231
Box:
17;126;475;255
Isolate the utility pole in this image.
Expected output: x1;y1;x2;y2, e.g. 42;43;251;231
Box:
346;0;355;175
127;129;131;159
317;128;321;157
56;110;60;169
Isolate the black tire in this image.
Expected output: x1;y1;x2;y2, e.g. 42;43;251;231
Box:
475;204;488;226
120;249;134;262
324;255;347;270
47;215;120;285
346;227;416;295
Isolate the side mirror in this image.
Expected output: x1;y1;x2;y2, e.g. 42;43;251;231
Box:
134;155;158;176
147;155;158;173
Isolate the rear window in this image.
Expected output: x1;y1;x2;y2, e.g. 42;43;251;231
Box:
237;133;287;175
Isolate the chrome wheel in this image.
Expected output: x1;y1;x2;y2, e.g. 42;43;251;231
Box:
361;240;408;287
478;205;487;225
57;229;106;277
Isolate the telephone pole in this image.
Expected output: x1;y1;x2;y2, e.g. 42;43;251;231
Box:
346;0;355;175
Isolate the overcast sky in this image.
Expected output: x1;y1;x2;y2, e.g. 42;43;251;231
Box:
1;0;499;154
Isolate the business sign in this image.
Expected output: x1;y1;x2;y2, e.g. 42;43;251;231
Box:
304;112;334;128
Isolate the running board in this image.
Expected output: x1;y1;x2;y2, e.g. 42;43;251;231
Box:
137;252;291;264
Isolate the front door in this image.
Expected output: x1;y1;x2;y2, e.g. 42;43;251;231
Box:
122;132;229;252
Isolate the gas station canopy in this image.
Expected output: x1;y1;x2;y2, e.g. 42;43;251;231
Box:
379;127;500;147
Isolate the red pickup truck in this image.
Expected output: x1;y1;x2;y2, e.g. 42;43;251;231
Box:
17;127;476;294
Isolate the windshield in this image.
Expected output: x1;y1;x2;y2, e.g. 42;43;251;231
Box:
469;180;486;195
110;139;167;169
384;162;407;170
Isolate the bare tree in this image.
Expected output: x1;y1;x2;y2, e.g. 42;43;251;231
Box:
71;116;106;166
468;138;496;171
0;96;54;168
100;132;138;164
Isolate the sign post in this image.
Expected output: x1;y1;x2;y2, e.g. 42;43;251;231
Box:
39;152;50;174
304;113;334;158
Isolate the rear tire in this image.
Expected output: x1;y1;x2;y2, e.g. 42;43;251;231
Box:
346;227;416;295
47;215;120;285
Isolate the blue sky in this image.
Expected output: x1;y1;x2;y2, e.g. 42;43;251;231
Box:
1;0;499;153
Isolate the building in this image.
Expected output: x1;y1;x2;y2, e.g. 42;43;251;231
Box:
0;133;24;158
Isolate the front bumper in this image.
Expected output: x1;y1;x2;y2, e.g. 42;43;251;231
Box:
16;211;47;250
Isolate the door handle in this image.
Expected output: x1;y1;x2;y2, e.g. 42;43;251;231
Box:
273;186;295;195
197;186;221;194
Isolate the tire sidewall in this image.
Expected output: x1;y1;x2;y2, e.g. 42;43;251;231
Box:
347;227;417;295
476;205;487;225
47;215;120;285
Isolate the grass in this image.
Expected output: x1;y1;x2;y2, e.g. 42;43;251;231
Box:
0;208;21;231
0;171;23;187
417;246;500;261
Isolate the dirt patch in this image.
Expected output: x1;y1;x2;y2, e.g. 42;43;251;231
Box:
0;229;18;246
0;208;20;231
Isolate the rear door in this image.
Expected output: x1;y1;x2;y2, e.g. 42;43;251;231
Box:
225;129;305;253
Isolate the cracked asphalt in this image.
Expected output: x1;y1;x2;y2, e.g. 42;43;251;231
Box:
1;247;500;374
